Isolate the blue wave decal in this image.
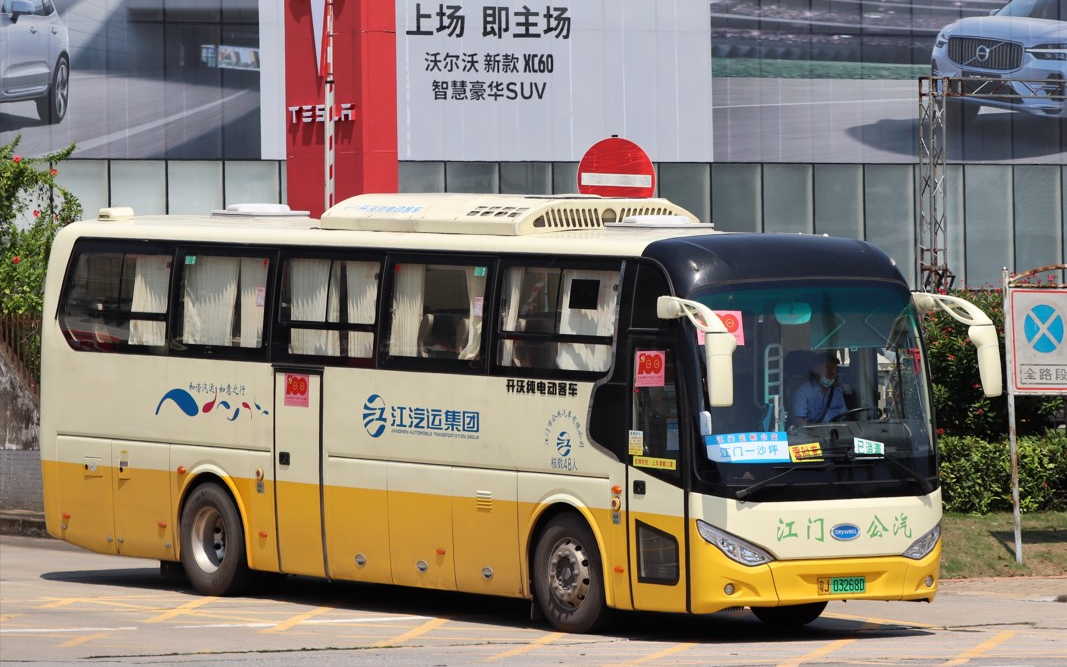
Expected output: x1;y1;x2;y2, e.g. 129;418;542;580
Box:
227;408;241;421
218;401;231;410
155;389;199;417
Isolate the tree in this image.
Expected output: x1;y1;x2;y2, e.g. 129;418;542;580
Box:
0;135;82;315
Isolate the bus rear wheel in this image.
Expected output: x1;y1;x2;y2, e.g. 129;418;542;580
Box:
750;601;827;627
532;514;607;633
180;483;254;596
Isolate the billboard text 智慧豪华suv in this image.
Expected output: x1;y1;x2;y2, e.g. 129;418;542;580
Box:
932;0;1066;123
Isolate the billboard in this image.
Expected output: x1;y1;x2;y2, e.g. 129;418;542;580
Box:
395;1;714;162
0;0;286;160
396;0;1066;164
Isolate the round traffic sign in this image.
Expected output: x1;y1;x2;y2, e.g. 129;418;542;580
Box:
577;137;655;198
1024;304;1064;354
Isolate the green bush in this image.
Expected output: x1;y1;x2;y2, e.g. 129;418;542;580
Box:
939;431;1067;513
922;287;1065;440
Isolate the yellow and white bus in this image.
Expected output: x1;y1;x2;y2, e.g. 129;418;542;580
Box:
39;194;1001;633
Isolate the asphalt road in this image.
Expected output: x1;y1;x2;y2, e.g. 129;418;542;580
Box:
0;71;260;160
2;536;1065;667
711;78;1067;164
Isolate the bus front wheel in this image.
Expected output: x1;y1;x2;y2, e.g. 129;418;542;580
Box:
750;601;827;627
180;483;254;596
532;514;608;633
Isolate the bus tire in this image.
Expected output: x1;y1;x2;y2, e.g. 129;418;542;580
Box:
180;483;254;596
532;514;608;633
750;601;827;627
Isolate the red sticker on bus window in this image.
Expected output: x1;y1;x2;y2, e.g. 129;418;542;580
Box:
635;351;666;387
285;373;309;408
697;310;745;347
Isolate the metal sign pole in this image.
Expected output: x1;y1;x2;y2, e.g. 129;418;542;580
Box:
323;0;335;213
1002;267;1023;564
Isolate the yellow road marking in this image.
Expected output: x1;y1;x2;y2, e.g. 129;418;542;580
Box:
58;632;111;648
775;639;855;667
485;631;565;661
939;631;1016;666
260;606;334;634
823;611;939;629
607;642;696;667
144;596;215;623
37;596;169;610
373;617;449;647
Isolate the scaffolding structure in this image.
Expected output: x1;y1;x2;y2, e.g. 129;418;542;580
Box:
916;76;1066;292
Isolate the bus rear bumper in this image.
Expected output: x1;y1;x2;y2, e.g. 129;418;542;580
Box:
690;541;940;614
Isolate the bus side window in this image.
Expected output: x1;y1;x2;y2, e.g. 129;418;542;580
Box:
388;262;486;362
178;254;268;348
631;347;680;475
497;265;619;372
280;258;379;359
59;250;172;352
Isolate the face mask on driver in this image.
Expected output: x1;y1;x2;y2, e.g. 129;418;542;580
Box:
819;376;836;388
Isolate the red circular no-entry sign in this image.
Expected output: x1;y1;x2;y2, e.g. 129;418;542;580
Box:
577;137;656;198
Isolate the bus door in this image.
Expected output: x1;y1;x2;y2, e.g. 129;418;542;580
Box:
273;367;325;576
627;343;688;612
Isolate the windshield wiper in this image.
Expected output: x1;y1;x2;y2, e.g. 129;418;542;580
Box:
823;446;934;495
735;462;830;501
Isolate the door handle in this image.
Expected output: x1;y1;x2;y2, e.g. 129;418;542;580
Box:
279;451;291;465
633;480;646;495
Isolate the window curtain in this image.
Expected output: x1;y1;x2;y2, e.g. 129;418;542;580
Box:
345;261;378;357
556;269;619;372
499;267;525;366
129;254;170;346
458;266;486;360
182;256;239;345
289;258;335;355
389;263;425;357
238;258;268;348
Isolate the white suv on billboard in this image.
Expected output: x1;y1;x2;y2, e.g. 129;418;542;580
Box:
931;0;1066;122
0;0;69;124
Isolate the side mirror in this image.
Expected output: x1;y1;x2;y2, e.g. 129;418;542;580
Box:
912;292;1003;397
10;0;33;21
657;296;737;407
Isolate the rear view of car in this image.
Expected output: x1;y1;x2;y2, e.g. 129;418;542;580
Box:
931;0;1067;122
0;0;70;124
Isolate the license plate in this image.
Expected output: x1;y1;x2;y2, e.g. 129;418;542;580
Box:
818;576;866;595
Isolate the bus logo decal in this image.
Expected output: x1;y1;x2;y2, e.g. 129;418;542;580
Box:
556;432;572;457
830;524;861;541
156;387;269;421
363;394;388;437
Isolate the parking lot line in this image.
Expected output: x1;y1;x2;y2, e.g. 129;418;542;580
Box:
260;606;334;633
939;631;1017;667
145;596;215;623
824;611;939;629
608;641;696;666
485;631;565;661
58;631;112;648
373;617;449;647
775;639;855;667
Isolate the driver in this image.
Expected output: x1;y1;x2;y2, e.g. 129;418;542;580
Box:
791;353;848;424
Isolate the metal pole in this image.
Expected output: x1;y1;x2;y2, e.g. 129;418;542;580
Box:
324;0;335;213
1002;267;1023;564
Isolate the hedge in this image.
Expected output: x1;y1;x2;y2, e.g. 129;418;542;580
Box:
939;431;1067;514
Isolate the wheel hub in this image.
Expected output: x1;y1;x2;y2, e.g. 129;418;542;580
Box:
547;537;590;609
190;506;225;574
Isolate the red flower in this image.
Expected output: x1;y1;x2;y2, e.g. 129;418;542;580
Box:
32;209;39;218
948;354;955;360
12;155;20;163
50;168;57;177
12;256;20;264
976;408;984;414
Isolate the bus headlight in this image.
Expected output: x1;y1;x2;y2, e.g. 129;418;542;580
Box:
696;520;774;566
903;523;941;560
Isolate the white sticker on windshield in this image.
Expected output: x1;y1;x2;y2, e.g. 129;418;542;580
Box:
705;432;790;463
854;437;885;457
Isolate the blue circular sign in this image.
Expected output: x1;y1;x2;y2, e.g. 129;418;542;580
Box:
1023;304;1064;354
556;431;572;457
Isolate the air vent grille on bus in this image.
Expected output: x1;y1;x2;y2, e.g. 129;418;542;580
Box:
534;206;605;229
466;205;530;218
617;206;673;219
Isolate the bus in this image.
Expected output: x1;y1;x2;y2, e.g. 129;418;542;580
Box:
39;194;1001;633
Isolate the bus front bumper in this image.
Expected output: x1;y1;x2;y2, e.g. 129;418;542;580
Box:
689;540;941;614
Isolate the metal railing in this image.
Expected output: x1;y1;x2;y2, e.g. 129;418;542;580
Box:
0;312;42;397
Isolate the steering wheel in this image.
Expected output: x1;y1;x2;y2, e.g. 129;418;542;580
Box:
831;406;883;422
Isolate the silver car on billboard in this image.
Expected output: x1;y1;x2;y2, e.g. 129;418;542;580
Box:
0;0;70;124
932;0;1066;122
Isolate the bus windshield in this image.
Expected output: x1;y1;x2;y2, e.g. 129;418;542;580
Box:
690;280;934;502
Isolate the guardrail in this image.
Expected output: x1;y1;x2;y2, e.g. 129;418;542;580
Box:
0;313;42;398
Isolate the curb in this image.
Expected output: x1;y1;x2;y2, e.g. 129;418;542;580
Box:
0;513;49;539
